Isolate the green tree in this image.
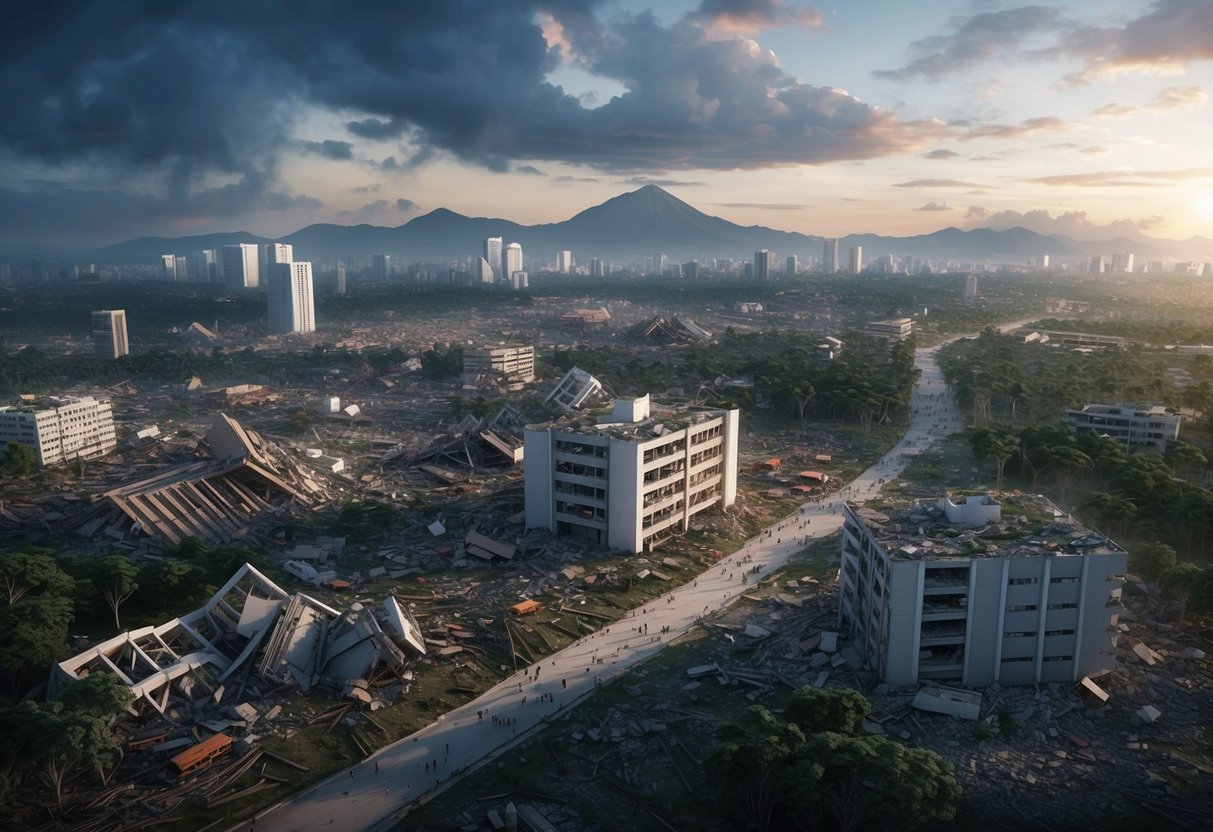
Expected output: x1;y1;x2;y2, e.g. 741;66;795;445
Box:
1130;542;1177;583
785;686;870;735
0;551;75;696
2;442;36;477
710;705;805;832
969;427;1019;492
90;555;139;632
1165;562;1201;622
137;559;209;612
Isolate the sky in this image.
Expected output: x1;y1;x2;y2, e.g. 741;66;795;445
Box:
1;0;1211;250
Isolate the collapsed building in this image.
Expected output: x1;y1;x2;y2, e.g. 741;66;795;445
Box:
404;404;528;477
81;414;330;546
632;316;713;344
546;367;612;413
461;344;536;390
50;563;426;716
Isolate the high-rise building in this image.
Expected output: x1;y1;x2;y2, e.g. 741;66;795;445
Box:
0;395;116;466
174;256;189;283
161;254;177;281
334;263;347;295
1041;255;1051;269
1089;255;1106;274
504;243;523;283
590;258;605;278
483;237;502;283
91;309;129;359
476;257;495;285
786;255;798;275
267;262;316;334
556;250;572;274
838;493;1125;687
262;242;294;276
848;246;863;274
823;238;838;273
510;272;529;290
524;395;739;553
1111;252;1135;273
753;250;771;281
191;249;219;283
683;260;698;280
371;253;392;281
222;244;260;290
965;274;978;299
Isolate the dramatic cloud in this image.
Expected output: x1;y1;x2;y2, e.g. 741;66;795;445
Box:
1025;168;1213;187
875;6;1063;80
893;179;987;189
695;0;823;36
1094;85;1207;118
395;198;417;212
298;139;354;160
963;205;1169;239
914;201;951;212
1056;0;1213;83
960;116;1072;141
923;149;960;159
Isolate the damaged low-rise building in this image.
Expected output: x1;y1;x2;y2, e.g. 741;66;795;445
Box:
524;394;739;553
50;563;426;715
462;344;536;389
838;492;1126;689
546;367;611;413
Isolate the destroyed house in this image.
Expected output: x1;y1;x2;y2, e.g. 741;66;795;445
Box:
525;394;739;553
91;414;328;546
838;493;1126;688
51;563;426;715
462;345;536;386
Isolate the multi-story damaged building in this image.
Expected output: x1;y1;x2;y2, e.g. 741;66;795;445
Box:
462;344;536;387
1065;403;1180;453
0;395;116;466
524;395;739;553
838;493;1126;688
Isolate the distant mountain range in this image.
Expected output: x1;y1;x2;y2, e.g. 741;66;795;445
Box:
88;185;1213;266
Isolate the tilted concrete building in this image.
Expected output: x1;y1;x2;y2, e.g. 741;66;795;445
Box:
525;395;739;553
838;493;1126;688
0;395;116;466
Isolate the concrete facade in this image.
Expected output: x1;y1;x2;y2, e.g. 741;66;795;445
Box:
463;345;535;385
524;396;739;553
0;395;116;466
1066;403;1179;452
91;309;129;359
838;494;1126;688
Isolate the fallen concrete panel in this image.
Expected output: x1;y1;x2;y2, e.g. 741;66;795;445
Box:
912;683;982;721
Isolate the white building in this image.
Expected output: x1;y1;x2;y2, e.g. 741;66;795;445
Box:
160;254;177;281
476;257;495;285
262;242;294;276
1066;403;1179;452
556;250;573;274
222;243;260;290
484;237;503;282
0;395;117;466
267;262;316;334
590;258;605;278
822;238;838;273
504;243;523;285
838;493;1126;688
864;317;914;341
524;395;739;554
371;253;392;281
848;245;863;274
92;309;129;359
463;345;535;385
964;274;978;299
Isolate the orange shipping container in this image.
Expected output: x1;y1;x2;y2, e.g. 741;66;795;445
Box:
170;733;232;776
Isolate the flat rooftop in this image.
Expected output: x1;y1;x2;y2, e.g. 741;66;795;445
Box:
849;493;1125;561
534;401;731;443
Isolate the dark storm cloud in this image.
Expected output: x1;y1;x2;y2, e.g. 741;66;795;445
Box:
875;6;1063;80
298;140;355;160
395;198;417;212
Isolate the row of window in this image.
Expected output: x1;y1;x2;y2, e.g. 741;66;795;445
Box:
1002;655;1073;664
1004;629;1074;639
1009;576;1080;585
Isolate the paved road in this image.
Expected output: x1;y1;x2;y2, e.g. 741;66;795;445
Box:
247;344;968;832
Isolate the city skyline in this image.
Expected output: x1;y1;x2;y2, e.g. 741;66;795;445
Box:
0;1;1210;251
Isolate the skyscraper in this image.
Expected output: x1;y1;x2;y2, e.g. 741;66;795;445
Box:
476;257;494;284
848;246;863;275
754;250;771;281
590;258;604;278
262;242;294;276
160;254;177;281
484;237;502;283
174;255;189;283
371;253;392;281
823;238;838;273
556;250;572;274
786;255;798;275
267;262;315;334
191;249;218;283
334;262;347;295
222;244;260;290
505;243;523;283
91;310;129;359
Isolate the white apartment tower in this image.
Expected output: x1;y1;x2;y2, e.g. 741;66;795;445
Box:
371;253;392;281
524;396;740;554
484;237;503;282
222;243;261;290
262;242;294;276
0;396;117;466
91;309;129;359
849;246;863;274
823;238;838;273
590;258;605;278
504;243;523;285
557;250;573;274
267;262;316;334
838;494;1126;688
476;257;495;285
160;254;177;281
